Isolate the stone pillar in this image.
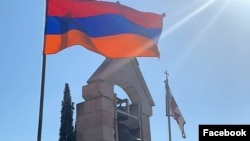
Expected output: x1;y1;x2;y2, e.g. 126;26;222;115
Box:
76;82;115;141
141;114;151;141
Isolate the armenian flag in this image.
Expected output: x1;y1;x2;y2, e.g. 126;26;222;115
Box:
44;0;164;58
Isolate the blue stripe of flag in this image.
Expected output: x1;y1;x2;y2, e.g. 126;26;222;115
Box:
45;14;162;40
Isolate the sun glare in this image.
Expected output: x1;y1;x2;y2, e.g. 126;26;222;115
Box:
161;0;216;38
240;0;250;4
230;0;250;8
227;0;250;24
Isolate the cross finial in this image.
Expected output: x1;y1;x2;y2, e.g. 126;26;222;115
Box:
164;70;169;77
164;70;169;86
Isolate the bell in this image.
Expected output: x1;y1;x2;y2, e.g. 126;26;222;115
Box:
117;123;140;141
117;106;128;121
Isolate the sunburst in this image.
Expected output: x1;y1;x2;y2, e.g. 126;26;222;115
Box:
161;0;216;38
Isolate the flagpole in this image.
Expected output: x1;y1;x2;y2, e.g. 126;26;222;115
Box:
37;54;47;141
164;71;172;141
37;0;49;140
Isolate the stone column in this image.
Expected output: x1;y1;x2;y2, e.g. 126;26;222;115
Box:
141;114;152;141
76;82;115;141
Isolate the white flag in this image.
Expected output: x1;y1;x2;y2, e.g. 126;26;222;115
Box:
166;84;186;138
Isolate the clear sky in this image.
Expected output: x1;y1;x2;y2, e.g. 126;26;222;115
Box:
1;0;250;141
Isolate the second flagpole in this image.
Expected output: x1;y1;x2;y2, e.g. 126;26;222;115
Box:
165;71;172;141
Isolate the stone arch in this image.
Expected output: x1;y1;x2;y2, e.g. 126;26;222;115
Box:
114;85;131;103
86;58;154;113
114;80;140;104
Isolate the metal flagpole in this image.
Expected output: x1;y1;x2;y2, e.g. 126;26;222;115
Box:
37;0;49;140
37;54;47;141
164;71;172;141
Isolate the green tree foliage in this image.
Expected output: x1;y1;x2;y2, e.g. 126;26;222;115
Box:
59;83;76;141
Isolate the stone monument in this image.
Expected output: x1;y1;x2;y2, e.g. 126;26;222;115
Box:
76;58;155;141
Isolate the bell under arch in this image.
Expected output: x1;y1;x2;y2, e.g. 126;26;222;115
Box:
76;58;155;141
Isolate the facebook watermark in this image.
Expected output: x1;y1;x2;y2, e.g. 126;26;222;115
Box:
199;125;250;141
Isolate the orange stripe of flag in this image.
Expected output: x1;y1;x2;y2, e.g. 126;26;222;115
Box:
44;30;159;58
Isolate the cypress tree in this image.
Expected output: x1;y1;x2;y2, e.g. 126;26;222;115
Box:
59;83;75;141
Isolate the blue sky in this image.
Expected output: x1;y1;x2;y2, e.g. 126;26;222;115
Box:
1;0;250;141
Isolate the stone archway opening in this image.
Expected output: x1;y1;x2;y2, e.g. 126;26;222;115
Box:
114;85;142;141
114;85;131;103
